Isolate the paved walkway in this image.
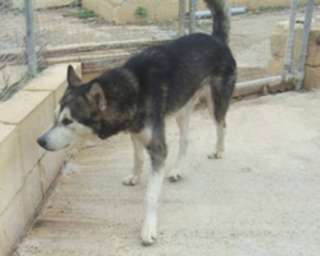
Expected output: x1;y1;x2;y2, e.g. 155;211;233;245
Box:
17;90;320;256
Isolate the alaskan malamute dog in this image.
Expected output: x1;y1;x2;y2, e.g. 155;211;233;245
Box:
38;0;236;245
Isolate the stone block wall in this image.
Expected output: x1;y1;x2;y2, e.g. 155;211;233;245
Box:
0;63;81;256
269;21;320;89
82;0;320;25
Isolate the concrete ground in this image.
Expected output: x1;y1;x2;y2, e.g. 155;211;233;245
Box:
16;90;320;256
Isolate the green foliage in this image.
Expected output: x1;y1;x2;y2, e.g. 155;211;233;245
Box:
78;8;96;19
254;5;289;14
135;6;148;19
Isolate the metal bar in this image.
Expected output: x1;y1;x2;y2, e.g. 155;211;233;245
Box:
234;75;290;97
189;0;197;34
25;0;37;76
237;76;283;88
179;0;186;36
283;0;299;80
296;0;315;90
196;6;247;19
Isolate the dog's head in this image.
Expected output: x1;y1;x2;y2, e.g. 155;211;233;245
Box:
37;65;138;151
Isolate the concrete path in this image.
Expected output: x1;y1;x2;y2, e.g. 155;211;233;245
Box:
17;91;320;256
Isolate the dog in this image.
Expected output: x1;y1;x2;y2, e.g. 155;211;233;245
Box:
37;0;236;245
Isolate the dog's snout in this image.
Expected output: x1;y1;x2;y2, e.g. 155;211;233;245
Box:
37;137;47;148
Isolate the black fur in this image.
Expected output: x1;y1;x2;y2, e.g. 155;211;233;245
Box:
205;0;231;42
60;0;236;169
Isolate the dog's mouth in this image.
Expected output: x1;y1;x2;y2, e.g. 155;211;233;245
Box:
44;144;70;152
37;136;70;152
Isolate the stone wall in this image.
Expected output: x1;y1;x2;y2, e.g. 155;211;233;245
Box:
82;0;320;25
0;63;81;256
269;21;320;89
304;23;320;89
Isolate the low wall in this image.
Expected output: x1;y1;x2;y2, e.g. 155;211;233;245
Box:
12;0;75;9
233;0;320;10
82;0;320;25
0;63;81;256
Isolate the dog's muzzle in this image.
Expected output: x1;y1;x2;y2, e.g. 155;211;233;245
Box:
37;136;47;149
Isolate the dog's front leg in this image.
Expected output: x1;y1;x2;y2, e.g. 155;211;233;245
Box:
141;130;167;246
122;134;144;186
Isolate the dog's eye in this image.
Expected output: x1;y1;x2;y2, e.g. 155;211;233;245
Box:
62;118;73;126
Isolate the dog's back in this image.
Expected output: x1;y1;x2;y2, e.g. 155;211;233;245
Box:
125;33;236;114
123;0;236;117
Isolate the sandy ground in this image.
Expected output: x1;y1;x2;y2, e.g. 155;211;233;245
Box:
16;90;320;256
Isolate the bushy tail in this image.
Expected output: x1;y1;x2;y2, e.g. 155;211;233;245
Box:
204;0;231;43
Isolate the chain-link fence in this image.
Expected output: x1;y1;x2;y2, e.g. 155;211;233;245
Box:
0;0;318;101
0;0;27;100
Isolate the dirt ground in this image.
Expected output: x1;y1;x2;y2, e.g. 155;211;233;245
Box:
16;90;320;256
1;7;319;91
1;7;319;65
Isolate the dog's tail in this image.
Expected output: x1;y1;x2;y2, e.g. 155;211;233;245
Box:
204;0;230;43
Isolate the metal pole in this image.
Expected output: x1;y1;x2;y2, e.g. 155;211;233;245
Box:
296;0;314;90
25;0;37;77
189;0;197;34
283;0;299;81
179;0;186;36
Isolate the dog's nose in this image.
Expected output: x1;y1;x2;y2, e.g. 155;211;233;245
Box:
37;137;47;148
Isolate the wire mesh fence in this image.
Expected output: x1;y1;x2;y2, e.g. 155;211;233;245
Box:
0;0;318;101
0;0;27;100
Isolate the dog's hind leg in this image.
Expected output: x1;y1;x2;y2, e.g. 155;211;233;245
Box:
168;98;195;182
210;119;226;159
207;75;235;159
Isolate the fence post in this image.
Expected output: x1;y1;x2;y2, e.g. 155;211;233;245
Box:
189;0;197;34
179;0;186;36
25;0;37;77
296;0;314;90
283;0;299;81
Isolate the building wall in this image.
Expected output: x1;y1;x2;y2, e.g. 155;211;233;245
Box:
82;0;320;25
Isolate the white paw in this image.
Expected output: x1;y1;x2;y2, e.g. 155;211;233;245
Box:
208;151;224;160
168;169;182;182
122;174;140;186
141;218;157;246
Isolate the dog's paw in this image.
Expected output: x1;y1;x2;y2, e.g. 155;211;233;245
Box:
122;175;140;186
141;219;157;246
168;169;182;182
208;151;224;160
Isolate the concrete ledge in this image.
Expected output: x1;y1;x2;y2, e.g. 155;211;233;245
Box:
12;0;75;9
24;63;81;104
0;91;55;174
0;124;23;216
0;63;81;256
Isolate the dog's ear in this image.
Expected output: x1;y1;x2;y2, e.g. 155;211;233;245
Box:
67;65;82;87
87;82;107;111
